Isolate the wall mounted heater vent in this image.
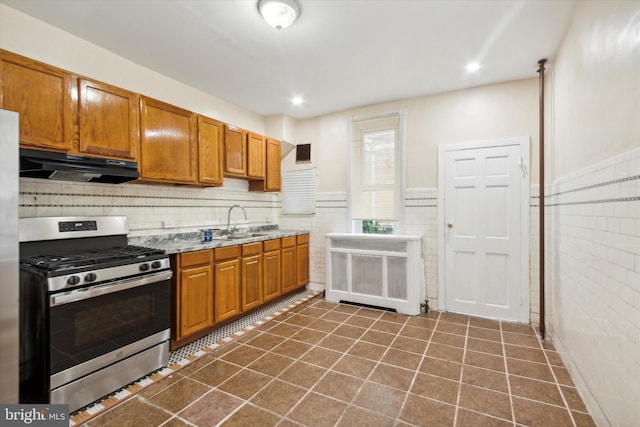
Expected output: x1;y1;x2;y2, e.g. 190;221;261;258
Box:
296;143;311;163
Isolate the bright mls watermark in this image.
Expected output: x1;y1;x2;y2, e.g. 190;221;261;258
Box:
0;405;68;427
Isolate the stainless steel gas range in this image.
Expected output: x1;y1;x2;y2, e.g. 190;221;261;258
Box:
19;216;172;412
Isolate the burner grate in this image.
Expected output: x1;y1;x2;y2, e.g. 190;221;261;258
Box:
21;245;166;271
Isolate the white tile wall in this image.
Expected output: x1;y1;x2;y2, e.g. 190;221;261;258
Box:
19;178;277;236
278;192;348;286
278;188;440;309
546;147;640;427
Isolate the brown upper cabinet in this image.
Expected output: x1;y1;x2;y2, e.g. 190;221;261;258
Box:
197;115;224;186
250;137;281;192
224;125;247;177
0;49;75;152
247;132;265;179
1;50;277;191
139;97;197;184
77;78;139;160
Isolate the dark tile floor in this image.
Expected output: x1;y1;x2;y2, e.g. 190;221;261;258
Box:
81;296;596;426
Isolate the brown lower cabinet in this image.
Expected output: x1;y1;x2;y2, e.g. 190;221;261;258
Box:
241;242;263;312
281;236;297;294
171;234;309;349
214;245;241;324
296;234;310;287
174;249;214;341
263;239;282;302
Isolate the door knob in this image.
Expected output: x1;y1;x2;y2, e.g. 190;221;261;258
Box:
447;222;454;228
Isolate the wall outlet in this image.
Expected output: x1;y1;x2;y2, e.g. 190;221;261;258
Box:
163;220;177;228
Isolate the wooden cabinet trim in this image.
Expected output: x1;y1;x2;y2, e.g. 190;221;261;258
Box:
215;245;240;261
242;241;263;257
179;249;213;268
282;236;296;248
263;239;281;252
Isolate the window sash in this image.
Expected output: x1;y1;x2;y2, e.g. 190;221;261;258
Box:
350;112;401;222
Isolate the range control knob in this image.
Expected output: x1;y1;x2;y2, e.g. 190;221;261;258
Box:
67;275;80;286
139;263;150;272
151;261;162;269
84;273;97;282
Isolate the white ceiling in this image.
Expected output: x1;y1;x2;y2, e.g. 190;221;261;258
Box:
2;0;576;119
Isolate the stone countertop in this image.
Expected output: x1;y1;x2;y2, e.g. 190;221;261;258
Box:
129;228;309;255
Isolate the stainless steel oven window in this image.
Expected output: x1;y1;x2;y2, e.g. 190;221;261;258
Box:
48;279;170;375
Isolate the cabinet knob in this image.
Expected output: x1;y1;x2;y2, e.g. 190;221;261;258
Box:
447;222;454;228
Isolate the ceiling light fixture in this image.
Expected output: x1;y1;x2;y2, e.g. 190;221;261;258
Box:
291;96;303;106
258;0;299;30
465;62;481;72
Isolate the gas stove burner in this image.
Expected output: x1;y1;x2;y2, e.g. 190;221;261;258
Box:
21;245;167;272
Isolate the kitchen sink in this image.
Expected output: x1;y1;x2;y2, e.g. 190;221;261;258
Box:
226;232;273;240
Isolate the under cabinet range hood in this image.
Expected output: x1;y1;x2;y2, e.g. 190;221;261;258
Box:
20;148;139;183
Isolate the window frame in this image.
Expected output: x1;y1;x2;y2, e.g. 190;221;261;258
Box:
348;109;406;234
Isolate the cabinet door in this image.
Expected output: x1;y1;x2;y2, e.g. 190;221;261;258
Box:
263;249;282;302
241;254;263;311
247;132;265;179
140;97;197;183
265;138;281;191
198;115;224;186
281;245;297;294
224;125;246;177
214;258;241;323
296;242;310;287
0;50;74;151
249;137;281;192
178;265;214;339
78;78;138;160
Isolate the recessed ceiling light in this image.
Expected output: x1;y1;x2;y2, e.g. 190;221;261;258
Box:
291;96;303;106
466;62;481;72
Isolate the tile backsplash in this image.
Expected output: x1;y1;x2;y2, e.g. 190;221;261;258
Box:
19;177;278;237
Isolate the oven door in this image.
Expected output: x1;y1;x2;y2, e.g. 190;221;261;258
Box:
48;270;171;387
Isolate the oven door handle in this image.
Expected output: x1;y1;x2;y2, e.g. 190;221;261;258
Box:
50;270;173;307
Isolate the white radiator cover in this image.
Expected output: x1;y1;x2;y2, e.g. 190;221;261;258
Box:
325;233;424;315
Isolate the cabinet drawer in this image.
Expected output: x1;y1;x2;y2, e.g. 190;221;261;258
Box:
215;245;240;261
297;234;310;244
242;242;263;257
263;238;280;252
179;249;213;268
281;236;296;248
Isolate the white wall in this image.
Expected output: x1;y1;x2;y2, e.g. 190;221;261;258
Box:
544;2;640;427
287;79;540;192
551;0;640;180
281;79;541;314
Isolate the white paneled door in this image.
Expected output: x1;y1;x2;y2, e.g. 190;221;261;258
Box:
439;137;529;322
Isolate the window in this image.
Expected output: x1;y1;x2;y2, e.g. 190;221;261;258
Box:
349;111;404;233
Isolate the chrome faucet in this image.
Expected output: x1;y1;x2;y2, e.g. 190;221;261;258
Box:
226;204;247;236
